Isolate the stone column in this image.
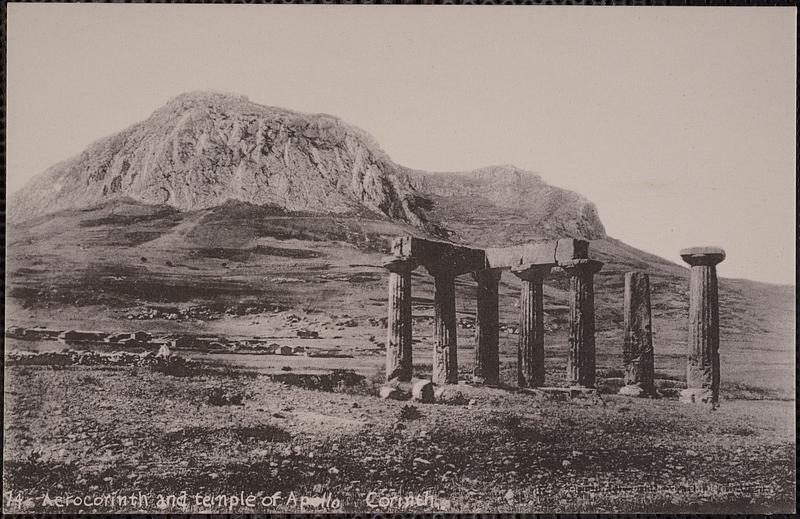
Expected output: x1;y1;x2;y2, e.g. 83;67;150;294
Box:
431;269;459;385
472;269;502;385
562;259;603;388
620;271;655;396
679;247;725;404
512;265;552;388
383;257;417;382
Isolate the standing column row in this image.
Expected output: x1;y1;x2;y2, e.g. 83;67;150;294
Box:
384;255;604;389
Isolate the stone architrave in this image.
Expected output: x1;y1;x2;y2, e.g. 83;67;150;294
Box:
472;269;502;385
512;265;553;388
562;259;603;388
621;271;655;396
679;247;725;405
431;267;459;385
383;257;417;382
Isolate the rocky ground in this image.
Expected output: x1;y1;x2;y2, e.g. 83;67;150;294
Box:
2;345;795;514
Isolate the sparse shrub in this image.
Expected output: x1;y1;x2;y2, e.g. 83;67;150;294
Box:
25;448;43;464
269;370;366;393
724;425;756;437
368;365;386;387
149;355;193;377
231;425;291;443
489;411;522;431
206;386;248;406
398;404;422;421
654;370;684;381
77;374;102;387
599;367;625;379
596;377;625;394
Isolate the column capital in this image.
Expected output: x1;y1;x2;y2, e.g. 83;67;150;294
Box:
511;264;552;281
561;258;603;276
680;247;725;267
382;256;418;273
472;268;503;282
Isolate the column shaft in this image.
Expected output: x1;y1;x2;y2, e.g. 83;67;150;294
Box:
564;260;602;388
518;278;545;387
433;273;458;384
680;247;725;405
687;265;720;397
386;269;413;381
474;270;500;385
622;271;655;394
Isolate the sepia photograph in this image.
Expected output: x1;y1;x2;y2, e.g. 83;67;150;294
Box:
3;4;796;513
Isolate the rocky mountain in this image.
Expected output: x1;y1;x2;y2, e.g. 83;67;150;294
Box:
8;92;605;244
8;92;433;231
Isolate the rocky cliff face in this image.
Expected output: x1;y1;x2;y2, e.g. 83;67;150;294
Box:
404;165;606;245
8;92;432;230
9;92;606;242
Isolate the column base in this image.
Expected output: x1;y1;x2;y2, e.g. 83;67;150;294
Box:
679;387;718;405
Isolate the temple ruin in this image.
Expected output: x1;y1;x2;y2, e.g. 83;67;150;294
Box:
382;235;727;404
382;236;603;388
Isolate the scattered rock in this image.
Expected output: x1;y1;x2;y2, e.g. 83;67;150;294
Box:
679;387;715;404
379;385;406;401
434;386;468;405
618;384;645;397
411;379;435;404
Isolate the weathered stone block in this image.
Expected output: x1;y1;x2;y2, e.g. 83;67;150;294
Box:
434;386;467;405
379;385;407;401
618;385;644;397
411;379;435;403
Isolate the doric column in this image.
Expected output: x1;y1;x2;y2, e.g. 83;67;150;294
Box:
679;247;725;404
383;257;417;382
431;268;458;385
472;269;502;385
562;259;603;388
621;271;655;396
512;265;552;388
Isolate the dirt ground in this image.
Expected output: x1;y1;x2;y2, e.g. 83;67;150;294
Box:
2;349;795;514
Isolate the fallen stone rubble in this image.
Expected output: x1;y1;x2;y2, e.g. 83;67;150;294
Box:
5;347;188;369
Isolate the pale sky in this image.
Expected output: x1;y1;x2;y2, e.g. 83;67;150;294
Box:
6;5;796;284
